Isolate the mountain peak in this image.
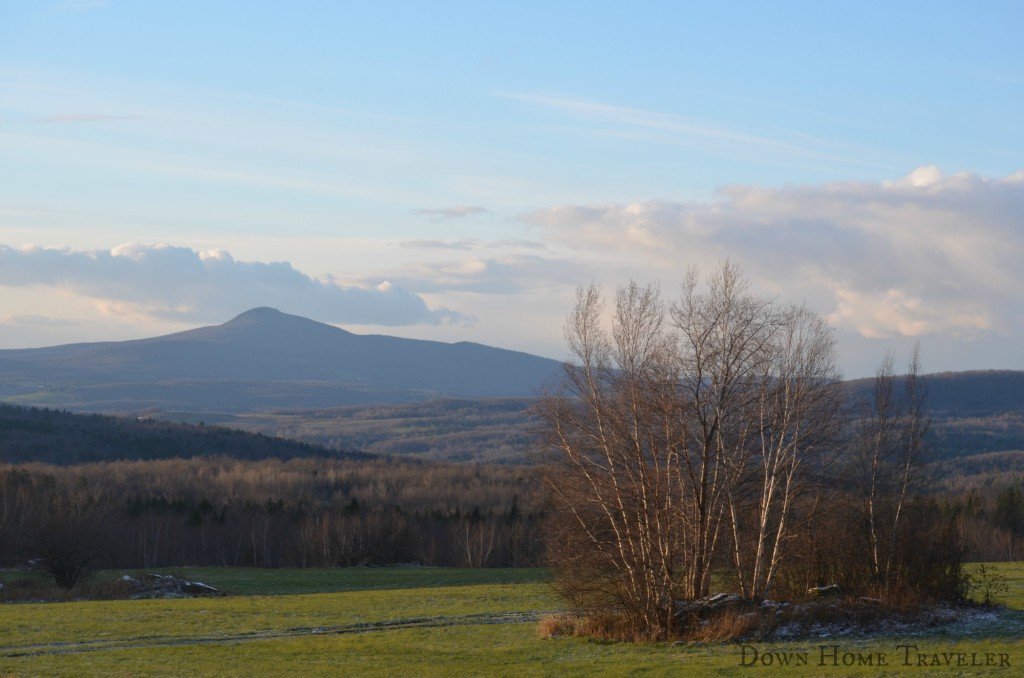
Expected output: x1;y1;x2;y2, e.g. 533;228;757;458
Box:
229;307;285;322
224;307;314;328
218;307;354;340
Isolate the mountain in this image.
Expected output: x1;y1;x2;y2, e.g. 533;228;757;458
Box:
0;307;563;414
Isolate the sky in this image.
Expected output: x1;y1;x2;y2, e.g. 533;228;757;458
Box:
1;1;1022;378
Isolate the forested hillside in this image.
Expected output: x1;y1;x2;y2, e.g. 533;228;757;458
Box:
844;370;1024;460
4;370;1024;465
0;404;365;465
204;372;1024;463
225;398;538;463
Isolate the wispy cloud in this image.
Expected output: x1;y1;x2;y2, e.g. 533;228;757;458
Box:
41;113;140;123
2;314;78;328
497;92;872;168
401;239;480;251
502;92;792;150
414;205;491;220
363;252;599;297
0;69;456;207
0;243;466;326
399;238;547;252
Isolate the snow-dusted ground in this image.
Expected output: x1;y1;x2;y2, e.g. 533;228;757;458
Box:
770;604;1022;641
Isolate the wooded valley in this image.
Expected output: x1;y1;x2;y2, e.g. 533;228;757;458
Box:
1;367;1023;591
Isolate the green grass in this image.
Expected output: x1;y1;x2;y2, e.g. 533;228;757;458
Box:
1;564;1023;677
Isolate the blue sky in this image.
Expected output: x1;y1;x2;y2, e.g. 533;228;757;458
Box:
1;1;1022;377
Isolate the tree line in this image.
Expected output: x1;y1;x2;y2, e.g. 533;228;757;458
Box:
929;476;1024;562
0;456;545;587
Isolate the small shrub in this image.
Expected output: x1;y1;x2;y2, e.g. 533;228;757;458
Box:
969;563;1009;606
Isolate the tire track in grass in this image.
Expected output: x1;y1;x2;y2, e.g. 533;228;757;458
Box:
0;611;551;658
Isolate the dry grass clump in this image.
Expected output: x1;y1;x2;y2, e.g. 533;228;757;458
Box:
680;608;769;643
537;611;662;642
539;606;773;643
575;613;652;642
537;613;580;639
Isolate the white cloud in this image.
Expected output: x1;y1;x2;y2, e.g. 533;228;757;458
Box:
0;243;464;327
826;286;994;339
522;167;1024;344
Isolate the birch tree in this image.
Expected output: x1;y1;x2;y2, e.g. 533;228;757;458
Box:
669;262;777;600
536;281;685;638
856;344;930;589
536;262;843;637
723;305;842;600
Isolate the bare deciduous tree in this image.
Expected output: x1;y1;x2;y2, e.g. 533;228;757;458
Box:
536;281;684;638
536;262;843;638
671;263;780;601
672;266;842;602
723;304;843;600
855;344;931;589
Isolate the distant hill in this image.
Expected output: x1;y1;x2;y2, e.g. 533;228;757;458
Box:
198;372;1024;464
845;370;1024;460
844;370;1024;417
0;403;366;465
0;307;563;414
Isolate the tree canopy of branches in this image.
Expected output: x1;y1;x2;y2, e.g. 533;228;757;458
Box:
0;456;545;587
849;346;943;591
535;262;844;639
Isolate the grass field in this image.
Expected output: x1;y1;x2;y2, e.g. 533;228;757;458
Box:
1;564;1023;677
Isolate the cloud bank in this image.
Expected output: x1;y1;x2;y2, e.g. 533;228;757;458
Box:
524;167;1024;342
0;243;463;327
